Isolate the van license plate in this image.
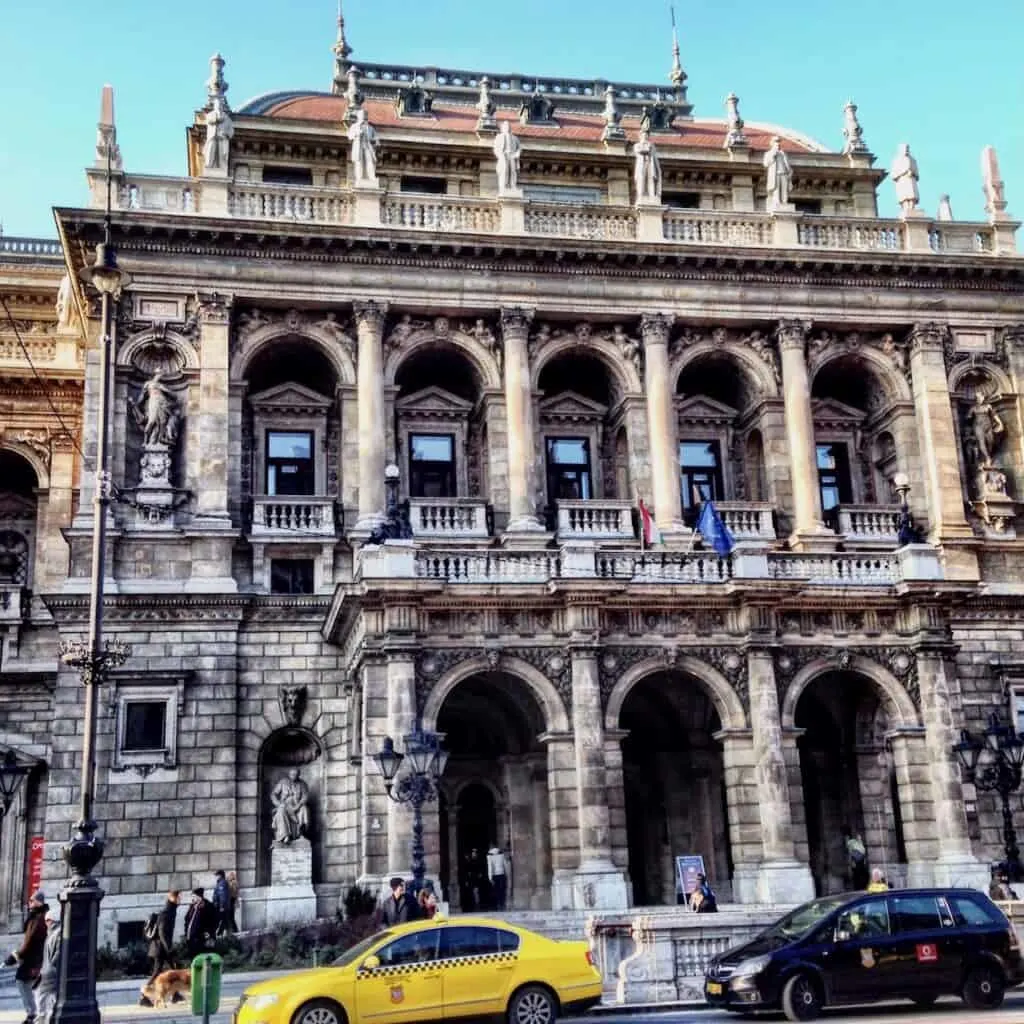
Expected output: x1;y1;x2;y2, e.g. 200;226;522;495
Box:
707;982;723;995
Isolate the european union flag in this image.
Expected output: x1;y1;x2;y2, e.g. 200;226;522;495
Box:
697;501;735;557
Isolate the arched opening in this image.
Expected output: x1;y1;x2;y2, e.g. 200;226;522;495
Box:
618;672;731;905
0;451;39;590
436;672;550;910
794;672;906;895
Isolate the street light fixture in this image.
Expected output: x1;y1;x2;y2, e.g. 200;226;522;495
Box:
0;749;29;820
372;728;448;894
367;464;413;544
953;711;1024;881
892;472;923;546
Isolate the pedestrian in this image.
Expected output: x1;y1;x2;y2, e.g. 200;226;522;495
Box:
4;890;48;1024
461;848;484;912
32;909;61;1024
417;884;438;920
379;878;419;926
183;889;213;959
989;864;1019;901
487;843;509;911
212;870;231;936
139;890;179;1006
842;825;869;890
226;871;240;932
866;868;889;893
689;873;718;913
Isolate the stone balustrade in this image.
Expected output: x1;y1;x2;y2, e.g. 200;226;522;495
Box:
382;195;500;233
116;175;200;214
228;184;352;224
663;211;772;246
835;504;903;544
768;551;899;585
525;203;637;241
415;549;560;583
557;500;635;540
0;237;63;258
930;224;993;254
408;498;490;539
251;497;337;537
596;550;733;583
714;501;776;542
796;216;901;251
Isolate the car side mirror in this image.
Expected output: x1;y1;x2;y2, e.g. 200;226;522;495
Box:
360;955;381;972
834;929;851;944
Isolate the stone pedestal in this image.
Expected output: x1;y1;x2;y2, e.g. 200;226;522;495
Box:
352;186;384;227
754;861;815;904
897;543;943;581
358;539;416;579
569;862;630;910
134;443;176;528
266;839;316;926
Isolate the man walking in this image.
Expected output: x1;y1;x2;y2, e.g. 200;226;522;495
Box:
379;878;419;926
212;871;231;936
4;890;48;1024
487;844;509;912
184;889;213;959
842;825;869;890
33;909;61;1024
140;890;179;1006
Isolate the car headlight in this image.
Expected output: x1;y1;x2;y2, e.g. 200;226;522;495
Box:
246;993;280;1011
732;954;771;978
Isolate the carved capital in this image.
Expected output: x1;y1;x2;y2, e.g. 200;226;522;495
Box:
907;321;949;356
500;307;534;338
1001;324;1024;351
196;292;232;325
775;318;812;352
353;300;388;332
639;313;674;346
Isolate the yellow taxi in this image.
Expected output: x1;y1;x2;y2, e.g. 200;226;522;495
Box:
235;916;602;1024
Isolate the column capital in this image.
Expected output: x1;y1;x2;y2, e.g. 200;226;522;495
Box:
196;292;233;325
500;306;534;336
639;312;674;345
907;321;950;357
353;300;389;331
775;318;812;352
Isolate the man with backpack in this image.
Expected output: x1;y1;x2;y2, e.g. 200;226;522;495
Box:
139;890;179;1007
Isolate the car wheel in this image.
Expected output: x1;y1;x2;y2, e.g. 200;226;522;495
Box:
781;973;823;1022
911;993;939;1007
962;966;1005;1010
508;985;558;1024
291;998;346;1024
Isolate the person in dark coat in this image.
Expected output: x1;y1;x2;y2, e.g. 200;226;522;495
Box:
4;890;49;1024
32;909;61;1024
139;890;179;1005
212;871;231;936
183;888;213;959
379;878;420;926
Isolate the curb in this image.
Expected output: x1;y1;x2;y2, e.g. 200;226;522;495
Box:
590;1002;706;1016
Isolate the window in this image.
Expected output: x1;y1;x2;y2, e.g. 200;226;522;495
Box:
952;895;1001;927
522;185;602;206
409;434;456;498
496;929;520;953
270;559;315;595
262;166;313;186
377;930;440;967
122;701;167;752
680;440;723;510
441;927;501;959
663;192;701;210
816;442;852;512
266;431;315;497
794;198;823;215
891;895;942;933
546;437;592;500
836;897;890;939
400;176;447;195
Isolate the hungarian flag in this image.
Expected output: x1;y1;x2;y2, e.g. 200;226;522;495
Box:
697;500;735;557
638;498;661;548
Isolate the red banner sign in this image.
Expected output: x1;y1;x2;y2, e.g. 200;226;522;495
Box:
26;836;44;900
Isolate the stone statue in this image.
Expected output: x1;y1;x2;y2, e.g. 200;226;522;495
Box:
633;130;661;202
966;390;1005;467
55;274;74;330
270;767;311;845
130;371;182;448
841;100;867;155
613;325;642;375
347;109;379;186
278;685;307;727
763;136;792;210
891;143;920;213
493;122;521;196
982;145;1008;218
203;96;233;172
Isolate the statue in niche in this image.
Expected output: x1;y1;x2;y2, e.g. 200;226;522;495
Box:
347;109;379;186
270;767;312;845
633;129;661;202
130;371;182;448
278;685;307;727
965;389;1005;468
493;122;521;196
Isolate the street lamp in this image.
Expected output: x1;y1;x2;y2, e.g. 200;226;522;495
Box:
954;711;1024;881
367;463;413;544
0;749;29;820
51;163;130;1024
372;729;448;894
892;472;923;546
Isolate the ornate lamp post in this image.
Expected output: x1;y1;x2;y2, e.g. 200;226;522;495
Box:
893;472;923;545
0;749;29;821
953;711;1024;881
372;729;448;894
52;174;130;1024
367;463;413;544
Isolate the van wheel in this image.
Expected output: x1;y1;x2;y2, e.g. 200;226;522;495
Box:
292;998;346;1024
962;966;1005;1010
508;985;558;1024
781;973;822;1022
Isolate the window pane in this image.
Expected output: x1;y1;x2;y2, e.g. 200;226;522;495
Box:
123;701;167;751
268;432;312;459
680;441;719;468
892;896;941;933
270;559;315;595
816;444;837;471
378;931;439;966
820;483;841;512
952;896;1001;927
837;898;890;938
547;438;588;466
411;435;454;462
496;930;521;953
442;926;501;958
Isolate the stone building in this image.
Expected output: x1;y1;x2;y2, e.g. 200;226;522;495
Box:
2;14;1024;943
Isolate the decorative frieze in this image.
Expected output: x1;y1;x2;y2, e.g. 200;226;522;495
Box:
772;644;920;709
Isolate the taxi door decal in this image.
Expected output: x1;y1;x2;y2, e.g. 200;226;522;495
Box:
860;947;876;968
389;986;404;1004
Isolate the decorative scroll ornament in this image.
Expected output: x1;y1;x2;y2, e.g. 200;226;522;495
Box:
278;684;308;727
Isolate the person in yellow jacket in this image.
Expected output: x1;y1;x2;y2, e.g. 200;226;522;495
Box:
866;868;889;893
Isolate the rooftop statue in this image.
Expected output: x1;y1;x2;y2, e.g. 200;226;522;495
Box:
347;108;379;187
203;97;233;172
891;143;920;213
493;122;522;196
763;136;792;211
633;129;661;203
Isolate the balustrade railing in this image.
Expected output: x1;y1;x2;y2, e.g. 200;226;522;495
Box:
596;551;733;583
382;196;499;232
251;497;337;537
835;504;903;544
768;552;898;585
415;549;559;583
525;203;636;240
0;237;63;258
229;184;352;223
409;498;490;539
929;225;993;254
557;500;634;540
713;502;776;542
663;211;772;246
116;175;200;214
796;217;901;251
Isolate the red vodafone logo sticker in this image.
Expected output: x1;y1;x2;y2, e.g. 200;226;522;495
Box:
916;943;938;963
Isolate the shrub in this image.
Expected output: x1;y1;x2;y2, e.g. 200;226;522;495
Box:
343;884;377;922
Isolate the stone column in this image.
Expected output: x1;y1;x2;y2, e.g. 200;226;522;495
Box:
543;733;579;910
354;301;388;531
569;636;629;909
640;314;683;534
357;658;390;892
503;757;536;910
500;307;544;536
907;323;977;578
34;442;76;593
528;755;552;908
717;729;763;904
777;319;834;551
193;295;232;524
385;651;417;878
888;728;934;888
748;651;815;902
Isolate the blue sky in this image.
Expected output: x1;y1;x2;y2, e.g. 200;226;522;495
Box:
1;0;1021;238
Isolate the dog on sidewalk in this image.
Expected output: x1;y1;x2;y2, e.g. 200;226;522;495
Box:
139;968;191;1009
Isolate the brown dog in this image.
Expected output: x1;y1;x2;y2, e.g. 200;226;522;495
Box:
140;968;191;1008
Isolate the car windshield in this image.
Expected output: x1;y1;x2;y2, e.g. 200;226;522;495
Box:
762;896;850;941
332;931;393;968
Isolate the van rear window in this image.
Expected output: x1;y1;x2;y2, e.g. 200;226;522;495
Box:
952;896;1002;927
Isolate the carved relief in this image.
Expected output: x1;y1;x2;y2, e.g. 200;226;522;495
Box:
772;645;920;709
236;306;356;364
279;684;308;727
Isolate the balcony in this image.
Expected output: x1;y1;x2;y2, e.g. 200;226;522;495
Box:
250;497;338;538
408;498;490;540
833;505;903;546
415;549;560;583
229;183;352;224
556;500;635;541
768;552;899;586
714;502;776;543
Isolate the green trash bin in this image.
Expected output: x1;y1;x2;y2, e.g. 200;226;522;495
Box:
191;953;223;1021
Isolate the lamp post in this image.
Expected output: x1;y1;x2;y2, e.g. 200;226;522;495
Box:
52;176;130;1024
892;472;923;546
367;463;413;545
953;711;1024;882
0;749;29;821
372;729;448;894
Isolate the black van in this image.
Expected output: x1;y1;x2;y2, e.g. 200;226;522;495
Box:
704;888;1024;1021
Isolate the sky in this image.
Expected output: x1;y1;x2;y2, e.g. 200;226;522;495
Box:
1;0;1022;238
